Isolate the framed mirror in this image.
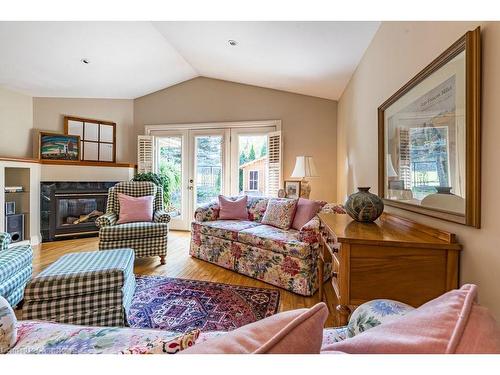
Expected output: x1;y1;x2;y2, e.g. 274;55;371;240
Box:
378;27;481;227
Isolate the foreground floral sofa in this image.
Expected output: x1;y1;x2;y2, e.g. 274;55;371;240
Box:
5;285;498;354
190;197;345;296
5;298;411;354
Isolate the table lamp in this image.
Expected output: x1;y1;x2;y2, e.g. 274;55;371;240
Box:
291;156;318;199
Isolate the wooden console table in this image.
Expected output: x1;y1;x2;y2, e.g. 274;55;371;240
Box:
317;212;462;326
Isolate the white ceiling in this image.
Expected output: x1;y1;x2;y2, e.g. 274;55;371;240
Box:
0;21;379;100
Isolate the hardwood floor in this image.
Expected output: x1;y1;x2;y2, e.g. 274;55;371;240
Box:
31;230;337;326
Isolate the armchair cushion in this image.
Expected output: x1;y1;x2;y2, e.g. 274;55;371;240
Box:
107;181;162;215
116;193;154;224
100;222;169;242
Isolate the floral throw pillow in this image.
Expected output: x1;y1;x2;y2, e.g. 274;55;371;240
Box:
0;295;17;354
261;198;298;230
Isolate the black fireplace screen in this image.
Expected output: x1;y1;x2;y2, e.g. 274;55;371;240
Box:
56;196;106;228
41;181;117;241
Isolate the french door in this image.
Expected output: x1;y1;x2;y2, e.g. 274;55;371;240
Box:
155;129;227;230
151;123;280;230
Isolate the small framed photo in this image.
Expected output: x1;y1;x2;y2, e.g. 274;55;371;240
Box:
284;180;301;199
38;132;80;161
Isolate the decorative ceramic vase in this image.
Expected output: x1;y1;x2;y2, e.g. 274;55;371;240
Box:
344;187;384;222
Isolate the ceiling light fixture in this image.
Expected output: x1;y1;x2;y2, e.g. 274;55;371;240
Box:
228;40;238;46
80;58;90;65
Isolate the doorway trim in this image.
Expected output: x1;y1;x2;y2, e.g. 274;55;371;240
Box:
145;119;281;133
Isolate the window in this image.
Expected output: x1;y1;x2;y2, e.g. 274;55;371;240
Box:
249;170;259;191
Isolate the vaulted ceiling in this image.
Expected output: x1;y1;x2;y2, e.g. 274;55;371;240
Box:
0;21;379;100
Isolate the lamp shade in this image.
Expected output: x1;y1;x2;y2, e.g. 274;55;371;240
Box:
387;154;398;178
291;156;318;178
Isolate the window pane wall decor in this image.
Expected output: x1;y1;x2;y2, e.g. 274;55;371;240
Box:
65;116;116;163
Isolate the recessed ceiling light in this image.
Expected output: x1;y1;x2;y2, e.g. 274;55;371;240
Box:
80;58;90;65
228;40;238;46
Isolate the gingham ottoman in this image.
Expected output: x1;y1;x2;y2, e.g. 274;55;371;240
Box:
22;248;136;327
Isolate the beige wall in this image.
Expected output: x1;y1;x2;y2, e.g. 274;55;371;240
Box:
33;97;135;162
337;21;500;319
0;87;33;158
134;77;338;201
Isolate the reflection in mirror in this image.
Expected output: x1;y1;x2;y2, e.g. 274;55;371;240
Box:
384;51;466;215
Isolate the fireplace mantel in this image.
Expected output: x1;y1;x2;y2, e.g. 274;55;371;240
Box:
1;158;134;245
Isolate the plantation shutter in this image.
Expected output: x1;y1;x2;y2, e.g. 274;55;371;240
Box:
137;135;155;173
266;130;282;197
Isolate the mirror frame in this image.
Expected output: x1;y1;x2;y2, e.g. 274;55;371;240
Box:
378;27;481;228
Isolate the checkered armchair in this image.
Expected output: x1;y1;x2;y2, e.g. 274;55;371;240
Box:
96;181;170;265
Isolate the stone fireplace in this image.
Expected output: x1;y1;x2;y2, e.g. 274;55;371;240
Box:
41;181;117;241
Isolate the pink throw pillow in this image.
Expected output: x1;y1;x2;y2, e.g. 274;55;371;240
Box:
291;198;326;230
218;195;248;220
322;284;500;354
116;193;154;224
181;302;329;354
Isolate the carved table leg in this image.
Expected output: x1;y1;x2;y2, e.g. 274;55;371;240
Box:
336;304;351;326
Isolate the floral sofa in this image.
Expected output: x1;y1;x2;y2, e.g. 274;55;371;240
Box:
4;299;412;354
4;285;498;354
190;197;345;296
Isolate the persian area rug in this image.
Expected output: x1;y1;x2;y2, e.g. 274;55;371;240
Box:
128;275;280;333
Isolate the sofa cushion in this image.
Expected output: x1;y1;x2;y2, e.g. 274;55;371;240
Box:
11;320;199;354
192;220;261;241
181;302;329;354
247;196;269;222
100;221;168;241
218;195;248;220
322;284;500;354
291;198;326;230
238;225;311;259
262;198;298;230
0;244;33;284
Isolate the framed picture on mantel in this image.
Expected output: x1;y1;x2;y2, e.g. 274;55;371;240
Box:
64;115;116;163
